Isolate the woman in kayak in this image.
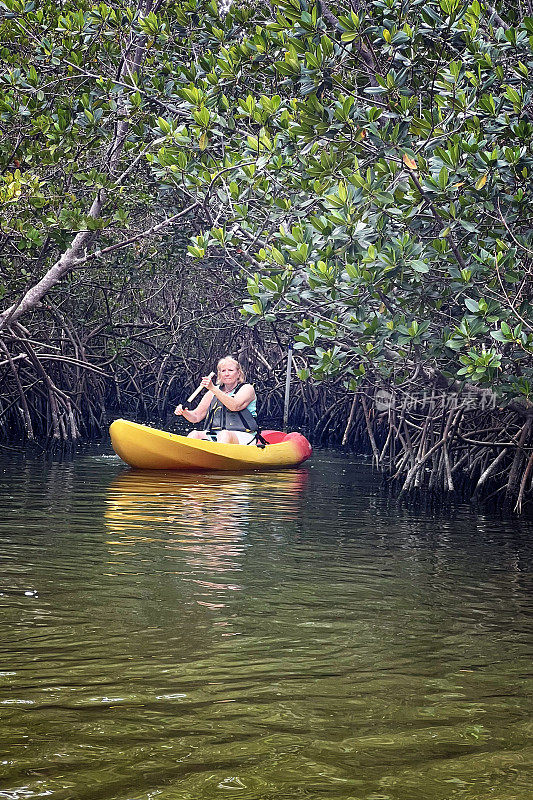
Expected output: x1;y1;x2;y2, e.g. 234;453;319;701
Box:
174;356;258;444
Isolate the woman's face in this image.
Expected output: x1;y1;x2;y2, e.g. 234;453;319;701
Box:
218;361;240;386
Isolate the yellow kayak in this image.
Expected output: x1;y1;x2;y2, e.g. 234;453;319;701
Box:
109;419;312;470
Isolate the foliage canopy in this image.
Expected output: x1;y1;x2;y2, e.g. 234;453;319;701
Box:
0;0;532;405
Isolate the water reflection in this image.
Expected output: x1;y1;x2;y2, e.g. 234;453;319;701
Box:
105;469;308;609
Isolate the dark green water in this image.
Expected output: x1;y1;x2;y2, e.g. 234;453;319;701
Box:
0;447;531;800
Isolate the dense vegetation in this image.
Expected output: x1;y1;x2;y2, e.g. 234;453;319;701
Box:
0;0;532;510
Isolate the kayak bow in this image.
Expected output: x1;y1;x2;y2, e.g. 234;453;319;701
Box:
110;419;312;470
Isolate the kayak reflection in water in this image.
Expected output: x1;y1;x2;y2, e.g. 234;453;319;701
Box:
174;356;259;445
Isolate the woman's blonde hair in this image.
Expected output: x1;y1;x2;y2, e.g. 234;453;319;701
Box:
217;356;245;385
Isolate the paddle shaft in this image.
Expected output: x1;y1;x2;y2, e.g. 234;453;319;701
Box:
187;372;215;404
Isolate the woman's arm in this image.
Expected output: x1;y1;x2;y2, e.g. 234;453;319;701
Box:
174;390;213;423
208;382;256;412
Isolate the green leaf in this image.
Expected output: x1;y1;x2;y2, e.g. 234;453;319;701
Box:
445;339;463;350
464;298;479;313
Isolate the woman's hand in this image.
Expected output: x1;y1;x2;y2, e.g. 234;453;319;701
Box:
174;404;187;416
200;374;215;392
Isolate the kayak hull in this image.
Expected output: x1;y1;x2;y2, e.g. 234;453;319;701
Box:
109;419;312;470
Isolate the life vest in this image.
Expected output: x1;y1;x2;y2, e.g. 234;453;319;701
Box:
204;383;258;433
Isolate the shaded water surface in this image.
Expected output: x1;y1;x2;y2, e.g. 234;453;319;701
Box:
0;446;531;800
